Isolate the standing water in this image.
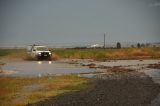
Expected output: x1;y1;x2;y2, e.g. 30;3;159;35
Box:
144;69;160;84
1;61;95;77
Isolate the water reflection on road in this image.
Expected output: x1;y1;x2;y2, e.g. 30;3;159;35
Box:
144;69;160;84
1;59;160;79
1;61;95;77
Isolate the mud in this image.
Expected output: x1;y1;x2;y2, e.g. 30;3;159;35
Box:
1;59;160;106
33;71;160;106
30;59;160;106
107;67;134;73
147;64;160;69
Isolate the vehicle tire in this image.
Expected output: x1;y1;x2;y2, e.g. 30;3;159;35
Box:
35;56;40;61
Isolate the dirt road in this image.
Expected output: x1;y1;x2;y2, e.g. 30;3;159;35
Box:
33;71;160;106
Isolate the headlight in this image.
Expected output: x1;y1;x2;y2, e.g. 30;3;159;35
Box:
38;52;41;55
49;52;52;55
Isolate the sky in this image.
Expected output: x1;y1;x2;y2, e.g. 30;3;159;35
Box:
0;0;160;47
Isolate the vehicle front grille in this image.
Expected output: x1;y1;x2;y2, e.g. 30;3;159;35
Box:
41;52;49;56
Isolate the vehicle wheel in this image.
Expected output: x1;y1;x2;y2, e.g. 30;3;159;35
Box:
48;57;52;60
35;56;40;61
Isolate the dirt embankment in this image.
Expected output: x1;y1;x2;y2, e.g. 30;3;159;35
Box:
33;71;160;106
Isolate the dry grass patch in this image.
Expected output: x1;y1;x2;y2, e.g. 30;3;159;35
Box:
1;48;160;60
131;49;149;56
0;75;89;106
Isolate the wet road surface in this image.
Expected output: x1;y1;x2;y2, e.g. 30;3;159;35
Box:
1;61;95;77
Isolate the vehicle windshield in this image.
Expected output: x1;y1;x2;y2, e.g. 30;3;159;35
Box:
36;47;49;51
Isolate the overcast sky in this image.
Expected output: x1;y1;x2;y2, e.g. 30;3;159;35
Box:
0;0;160;47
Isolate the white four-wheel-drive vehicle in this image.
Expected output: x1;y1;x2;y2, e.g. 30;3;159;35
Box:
27;45;52;60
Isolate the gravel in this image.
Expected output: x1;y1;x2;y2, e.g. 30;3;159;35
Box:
32;71;160;106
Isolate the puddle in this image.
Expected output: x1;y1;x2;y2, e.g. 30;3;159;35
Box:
1;61;95;77
92;60;160;67
144;69;160;84
1;60;160;78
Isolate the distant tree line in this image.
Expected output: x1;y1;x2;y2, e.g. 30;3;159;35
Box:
72;42;158;49
116;42;155;49
136;43;149;48
116;42;121;49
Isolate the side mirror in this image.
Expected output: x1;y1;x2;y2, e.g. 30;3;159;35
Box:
33;49;36;51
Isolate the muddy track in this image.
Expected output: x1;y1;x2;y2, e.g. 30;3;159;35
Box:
32;72;160;106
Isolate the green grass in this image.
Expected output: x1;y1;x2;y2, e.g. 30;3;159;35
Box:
0;75;89;106
0;51;10;56
0;49;27;59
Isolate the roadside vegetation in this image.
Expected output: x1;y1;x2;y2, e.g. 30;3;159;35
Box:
52;48;160;60
0;48;160;60
0;75;89;106
0;49;27;59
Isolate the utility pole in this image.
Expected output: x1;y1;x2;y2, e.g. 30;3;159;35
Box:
104;32;106;49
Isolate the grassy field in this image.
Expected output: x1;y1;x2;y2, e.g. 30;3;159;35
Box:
0;75;89;106
0;49;27;59
52;48;160;60
0;48;160;60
